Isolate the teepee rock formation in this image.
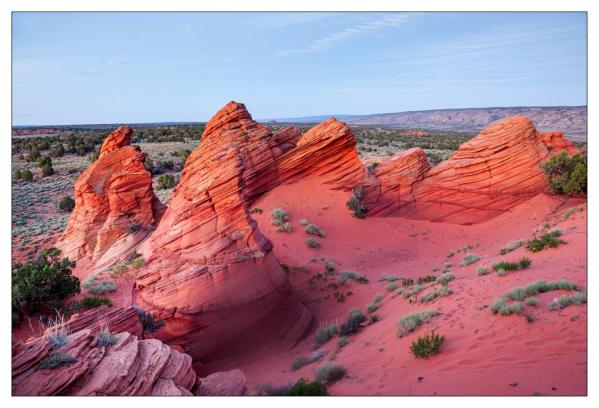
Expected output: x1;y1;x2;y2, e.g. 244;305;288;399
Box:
56;126;165;268
363;116;577;223
135;102;311;361
276;117;365;189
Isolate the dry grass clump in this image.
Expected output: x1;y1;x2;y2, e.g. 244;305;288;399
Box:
397;310;440;337
500;239;523;255
420;286;453;303
314;363;347;384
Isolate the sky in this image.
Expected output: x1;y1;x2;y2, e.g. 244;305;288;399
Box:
12;12;587;125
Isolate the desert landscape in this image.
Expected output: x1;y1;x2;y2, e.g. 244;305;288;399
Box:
9;10;589;398
11;101;587;396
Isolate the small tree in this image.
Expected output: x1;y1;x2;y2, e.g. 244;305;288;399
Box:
12;248;79;326
22;169;33;181
59;196;75;212
541;152;587;196
41;163;55;177
157;174;175;190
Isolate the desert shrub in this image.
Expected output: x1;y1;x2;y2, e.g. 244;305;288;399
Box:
50;144;65;158
540;151;587;196
386;282;398;291
286;379;329;396
338;270;368;284
78;296;112;309
305;238;320;248
525;297;538;307
130;257;145;269
477;265;490;276
496;268;507;277
492;257;532;273
547;292;587;310
12;248;79;326
45;314;69;349
336;336;349;350
58;196;75;212
134;305;165;334
506;280;577;301
562;207;576;220
374;293;384;303
22;169;33;181
435;273;455;285
82;273;117;295
37;155;52;168
271;208;289;225
367;162;380;173
410;332;445;358
340;308;367;336
41;163;55;177
323;259;335;274
396;284;425;299
396;310;439;337
490;298;523;316
420;287;453;303
401;278;415;286
313;324;338;348
314;363;347;384
500;239;523;255
417;275;436;284
380;274;399;282
366;303;379;313
291;350;324;371
13;168;23;180
275;222;293;232
157;174;175;190
304;223;326;237
526;230;565;252
346;186;368;218
39;352;77;369
255;382;294;396
97;328;118;347
462;253;481;266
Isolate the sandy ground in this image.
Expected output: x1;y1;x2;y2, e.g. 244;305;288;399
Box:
196;177;587;396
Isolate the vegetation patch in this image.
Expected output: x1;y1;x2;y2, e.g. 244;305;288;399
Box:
314;363;347;385
492;257;532;274
346;186;368;218
271;208;292;232
134;305;165;334
82;272;117;295
397;310;440;337
526;230;566;252
476;265;490;276
291;350;325;371
435;273;455;286
58;196;75;212
462;253;481;266
286;379;329;396
541;151;587;196
338;270;368;284
547;292;587;310
339;308;367;336
305;237;320;248
39;352;77;370
313;323;339;348
500;239;523;255
304;223;326;237
410;332;445;359
420;286;453;303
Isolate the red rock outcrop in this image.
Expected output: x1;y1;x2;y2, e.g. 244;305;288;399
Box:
276;117;365;189
135;102;311;361
56;127;165;268
363;116;577;223
12;328;196;396
195;369;248;396
360;148;430;216
272;126;302;154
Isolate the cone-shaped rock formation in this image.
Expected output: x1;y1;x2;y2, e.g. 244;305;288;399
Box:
56;126;165;268
135;102;311;361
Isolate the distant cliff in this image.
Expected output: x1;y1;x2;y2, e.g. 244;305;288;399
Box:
272;106;587;141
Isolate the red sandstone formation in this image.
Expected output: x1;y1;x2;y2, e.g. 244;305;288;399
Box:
136;102;311;361
195;369;248;396
276;117;365;189
363;116;577;224
272;126;302;154
360;148;430;216
56;127;165;268
12;327;196;396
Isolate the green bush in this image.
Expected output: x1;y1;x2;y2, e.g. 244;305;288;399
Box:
59;196;75;212
157;174;175;190
420;287;453;303
22;169;33;181
476;265;490;276
410;332;445;358
78;296;112;309
541;151;587;196
526;230;565;252
547;292;587;310
492;257;532;273
347;186;368;218
37;156;52;168
285;379;329;396
12;248;79;326
41;163;55;177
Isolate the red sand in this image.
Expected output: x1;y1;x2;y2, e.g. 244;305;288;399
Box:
197;176;586;396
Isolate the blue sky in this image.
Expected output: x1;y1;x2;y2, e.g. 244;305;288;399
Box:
12;12;587;125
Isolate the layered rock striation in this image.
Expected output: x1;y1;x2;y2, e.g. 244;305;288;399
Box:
135;102;311;361
362;116;579;223
12;310;196;396
56;126;165;268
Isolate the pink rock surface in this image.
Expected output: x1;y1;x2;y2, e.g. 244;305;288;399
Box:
196;368;247;396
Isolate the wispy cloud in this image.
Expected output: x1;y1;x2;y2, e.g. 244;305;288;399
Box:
276;13;415;56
